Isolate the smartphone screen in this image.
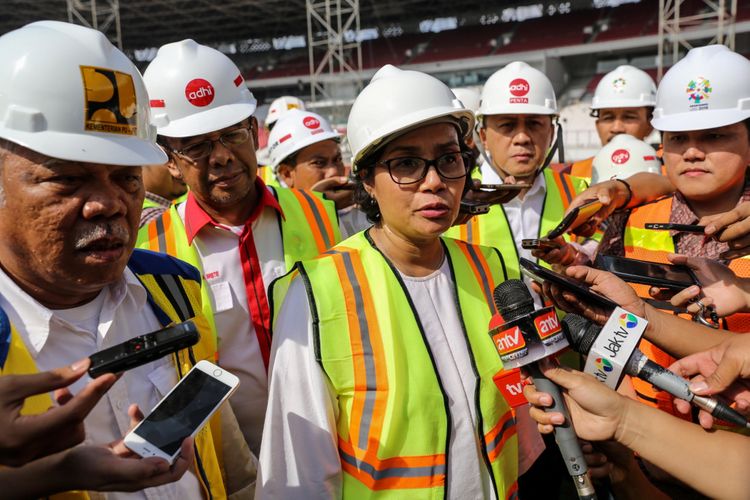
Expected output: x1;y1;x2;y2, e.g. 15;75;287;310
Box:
133;368;233;456
595;255;698;289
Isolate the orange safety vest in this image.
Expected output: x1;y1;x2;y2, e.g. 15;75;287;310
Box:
619;196;750;414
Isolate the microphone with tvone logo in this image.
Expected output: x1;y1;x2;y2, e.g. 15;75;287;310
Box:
562;313;750;429
490;279;597;500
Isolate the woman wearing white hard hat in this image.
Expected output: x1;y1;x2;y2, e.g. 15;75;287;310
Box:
259;65;521;499
597;44;750;425
570;65;658;180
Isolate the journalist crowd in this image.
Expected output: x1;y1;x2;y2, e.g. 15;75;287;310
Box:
4;17;750;500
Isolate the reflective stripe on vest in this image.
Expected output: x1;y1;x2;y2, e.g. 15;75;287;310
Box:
280;232;519;497
0;250;226;499
570;157;593;181
445;169;588;278
621;197;750;415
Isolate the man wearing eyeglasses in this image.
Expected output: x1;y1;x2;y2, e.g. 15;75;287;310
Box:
136;39;340;456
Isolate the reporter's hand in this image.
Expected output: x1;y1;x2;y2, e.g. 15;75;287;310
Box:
0;358;117;467
669;336;750;428
562;180;628;237
701;201;750;260
540;265;646;325
654;254;749;317
311;176;355;210
531;238;585;268
522;359;629;442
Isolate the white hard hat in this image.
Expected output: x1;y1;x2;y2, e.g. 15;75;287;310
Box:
266;96;306;127
451;88;481;114
0;21;165;166
267;110;340;168
652;45;750;132
478;61;557;119
143;39;257;138
347;65;474;169
591;65;657;110
591;134;662;185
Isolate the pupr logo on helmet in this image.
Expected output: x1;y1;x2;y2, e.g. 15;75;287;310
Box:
686;77;711;110
611;149;630;165
185;78;215;107
80;66;138;136
612;77;627;93
303;116;321;129
509;78;530;104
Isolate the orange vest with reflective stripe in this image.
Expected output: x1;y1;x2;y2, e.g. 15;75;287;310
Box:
278;231;518;499
620;196;750;413
570;157;593;181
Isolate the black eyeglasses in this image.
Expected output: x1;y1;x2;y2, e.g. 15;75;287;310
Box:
377;151;472;185
170;126;253;161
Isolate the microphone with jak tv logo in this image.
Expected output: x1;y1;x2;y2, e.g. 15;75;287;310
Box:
490;279;597;500
561;313;750;429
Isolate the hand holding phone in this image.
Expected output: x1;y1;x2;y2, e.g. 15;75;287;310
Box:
594;254;700;290
545;199;604;240
123;361;239;463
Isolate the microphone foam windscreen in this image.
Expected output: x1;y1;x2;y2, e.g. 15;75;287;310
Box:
493;279;534;322
562;314;598;354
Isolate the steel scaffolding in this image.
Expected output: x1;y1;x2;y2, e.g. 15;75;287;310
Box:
657;0;737;81
306;0;363;104
67;0;122;49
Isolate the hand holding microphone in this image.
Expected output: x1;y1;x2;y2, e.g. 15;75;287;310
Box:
491;279;597;500
562;313;750;430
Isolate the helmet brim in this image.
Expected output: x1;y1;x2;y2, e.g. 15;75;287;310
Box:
270;130;341;168
156;102;257;138
651;108;750;132
0;127;167;166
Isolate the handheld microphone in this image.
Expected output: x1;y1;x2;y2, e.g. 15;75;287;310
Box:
562;314;750;429
492;280;597;500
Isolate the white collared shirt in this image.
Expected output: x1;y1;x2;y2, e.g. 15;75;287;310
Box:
0;265;202;500
177;198;285;456
481;161;547;306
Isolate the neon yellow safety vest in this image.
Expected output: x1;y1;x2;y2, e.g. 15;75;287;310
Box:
271;231;519;499
446;168;590;278
135;186;341;337
257;166;280;188
0;250;226;499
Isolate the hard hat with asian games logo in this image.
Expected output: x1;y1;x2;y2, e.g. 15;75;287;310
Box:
266;96;306;128
652;45;750;132
143;39;257;138
478;61;558;120
591;134;662;185
0;20;166;165
347;65;474;171
591;65;657;111
267;110;340;169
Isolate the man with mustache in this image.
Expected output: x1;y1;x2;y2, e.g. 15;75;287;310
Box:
0;21;253;498
137;40;340;456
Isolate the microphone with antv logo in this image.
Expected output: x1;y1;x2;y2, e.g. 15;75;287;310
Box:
493;280;597;500
562;314;750;429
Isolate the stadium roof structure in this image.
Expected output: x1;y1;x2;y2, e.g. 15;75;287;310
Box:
0;0;512;50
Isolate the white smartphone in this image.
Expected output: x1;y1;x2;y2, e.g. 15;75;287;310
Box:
124;360;239;463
